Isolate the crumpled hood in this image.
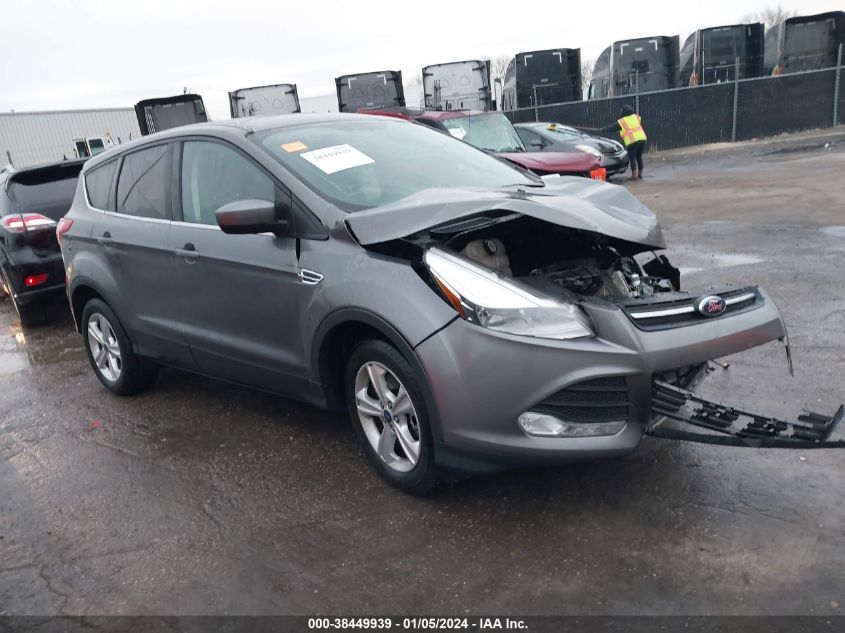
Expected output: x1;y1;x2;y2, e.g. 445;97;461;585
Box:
497;150;598;173
345;176;665;252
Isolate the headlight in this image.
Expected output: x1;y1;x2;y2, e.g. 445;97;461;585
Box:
424;248;594;340
575;144;602;158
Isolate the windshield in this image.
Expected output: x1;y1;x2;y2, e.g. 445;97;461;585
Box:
259;118;535;211
441;113;526;153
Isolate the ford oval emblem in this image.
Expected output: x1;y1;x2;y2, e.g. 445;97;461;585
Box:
697;295;727;317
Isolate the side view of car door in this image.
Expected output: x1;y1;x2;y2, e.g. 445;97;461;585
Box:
87;143;193;367
167;138;319;398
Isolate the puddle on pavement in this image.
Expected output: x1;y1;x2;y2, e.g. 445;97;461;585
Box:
709;253;765;267
0;331;29;375
668;252;765;275
821;226;845;238
0;304;84;375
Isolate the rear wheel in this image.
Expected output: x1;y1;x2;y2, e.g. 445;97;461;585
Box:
81;299;157;395
345;339;437;495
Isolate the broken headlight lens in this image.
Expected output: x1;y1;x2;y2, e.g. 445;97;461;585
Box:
424;247;594;340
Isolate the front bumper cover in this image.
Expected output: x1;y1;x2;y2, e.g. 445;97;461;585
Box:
415;287;806;472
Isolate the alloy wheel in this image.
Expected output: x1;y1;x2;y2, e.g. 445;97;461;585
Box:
87;313;122;382
354;361;421;473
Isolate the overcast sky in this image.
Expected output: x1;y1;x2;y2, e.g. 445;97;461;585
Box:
1;0;841;119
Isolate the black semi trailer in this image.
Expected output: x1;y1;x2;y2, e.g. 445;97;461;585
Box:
134;94;208;136
335;70;405;112
680;23;765;85
589;36;680;99
764;11;845;75
501;49;581;110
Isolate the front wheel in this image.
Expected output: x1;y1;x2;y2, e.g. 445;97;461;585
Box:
345;339;437;495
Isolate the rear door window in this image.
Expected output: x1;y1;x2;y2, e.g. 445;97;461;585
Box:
180;141;276;225
85;160;118;210
116;144;171;219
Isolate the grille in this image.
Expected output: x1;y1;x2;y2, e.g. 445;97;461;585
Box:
621;287;761;331
534;377;630;423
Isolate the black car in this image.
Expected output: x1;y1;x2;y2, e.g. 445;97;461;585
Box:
514;122;629;177
0;158;87;324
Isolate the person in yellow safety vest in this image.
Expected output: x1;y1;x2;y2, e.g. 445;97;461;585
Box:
599;105;648;181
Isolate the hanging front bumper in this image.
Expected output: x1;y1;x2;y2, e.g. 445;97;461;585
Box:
648;380;845;448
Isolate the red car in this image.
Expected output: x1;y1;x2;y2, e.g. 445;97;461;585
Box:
358;108;604;180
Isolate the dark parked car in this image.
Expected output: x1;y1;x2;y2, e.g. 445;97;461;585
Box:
59;114;843;493
359;108;603;178
1;158;86;323
515;122;629;178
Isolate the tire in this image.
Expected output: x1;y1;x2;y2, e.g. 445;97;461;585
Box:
81;298;157;395
345;339;437;495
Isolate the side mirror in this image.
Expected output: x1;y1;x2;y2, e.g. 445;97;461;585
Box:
215;199;290;236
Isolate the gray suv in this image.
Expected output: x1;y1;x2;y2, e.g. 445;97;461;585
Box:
59;114;831;493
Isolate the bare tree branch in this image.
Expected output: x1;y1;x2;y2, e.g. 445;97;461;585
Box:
490;54;511;83
741;4;797;29
581;57;595;99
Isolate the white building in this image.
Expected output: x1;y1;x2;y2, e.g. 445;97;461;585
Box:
0;108;141;169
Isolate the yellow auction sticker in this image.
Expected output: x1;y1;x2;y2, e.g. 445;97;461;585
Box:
281;141;308;152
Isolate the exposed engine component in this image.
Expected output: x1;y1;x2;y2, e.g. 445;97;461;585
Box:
524;255;675;299
461;238;512;275
442;216;680;301
535;265;604;295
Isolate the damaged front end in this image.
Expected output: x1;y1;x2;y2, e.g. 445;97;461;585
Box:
346;179;843;461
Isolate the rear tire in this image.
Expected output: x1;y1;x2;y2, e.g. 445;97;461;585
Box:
345;339;437;495
81;298;157;395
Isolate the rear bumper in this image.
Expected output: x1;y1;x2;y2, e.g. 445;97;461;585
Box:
3;251;66;305
415;288;788;473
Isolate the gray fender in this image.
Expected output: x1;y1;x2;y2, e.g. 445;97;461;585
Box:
310;307;455;443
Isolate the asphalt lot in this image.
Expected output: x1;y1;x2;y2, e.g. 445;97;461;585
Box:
1;129;844;616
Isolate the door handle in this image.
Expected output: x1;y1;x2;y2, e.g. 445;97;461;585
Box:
97;232;112;245
174;243;200;261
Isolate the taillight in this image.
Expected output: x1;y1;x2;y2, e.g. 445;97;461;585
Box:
25;273;49;287
1;213;56;233
56;218;74;241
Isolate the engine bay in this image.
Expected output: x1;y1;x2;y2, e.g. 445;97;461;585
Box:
443;216;681;302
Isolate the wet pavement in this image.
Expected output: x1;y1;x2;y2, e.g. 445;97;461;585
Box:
1;131;844;616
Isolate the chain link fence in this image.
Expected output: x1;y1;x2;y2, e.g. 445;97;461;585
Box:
505;56;844;151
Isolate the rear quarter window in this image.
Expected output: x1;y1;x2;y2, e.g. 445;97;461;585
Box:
85;160;118;210
115;144;171;219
